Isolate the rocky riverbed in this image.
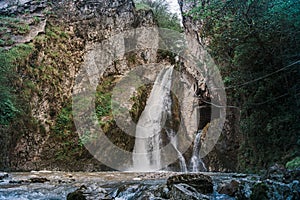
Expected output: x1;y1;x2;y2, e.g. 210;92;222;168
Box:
0;169;299;200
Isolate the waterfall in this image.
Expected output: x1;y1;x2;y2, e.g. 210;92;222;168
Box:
190;130;207;172
132;67;174;172
166;130;188;172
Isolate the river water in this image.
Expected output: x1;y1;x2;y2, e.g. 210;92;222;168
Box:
0;171;298;199
0;171;251;199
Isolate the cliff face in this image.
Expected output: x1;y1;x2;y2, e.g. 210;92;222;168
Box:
1;0;240;172
180;1;241;172
0;0;199;171
0;0;161;171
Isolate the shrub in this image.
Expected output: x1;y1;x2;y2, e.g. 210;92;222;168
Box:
286;157;300;170
134;0;182;32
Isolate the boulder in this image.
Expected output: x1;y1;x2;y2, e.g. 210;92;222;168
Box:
0;172;9;180
170;183;209;200
67;185;112;200
218;180;239;197
284;169;300;183
167;174;213;194
67;190;86;200
262;163;286;182
29;177;49;183
262;164;300;183
250;182;269;200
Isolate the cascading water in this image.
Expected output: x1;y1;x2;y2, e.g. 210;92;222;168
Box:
190;130;207;172
132;67;174;171
166;130;188;172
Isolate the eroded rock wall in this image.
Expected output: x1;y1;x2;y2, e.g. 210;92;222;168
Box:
0;0;161;171
180;1;241;172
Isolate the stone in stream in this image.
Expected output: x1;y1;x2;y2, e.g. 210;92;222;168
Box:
250;182;269;200
261;163;300;184
170;183;209;200
67;190;86;200
218;180;240;197
0;172;9;180
29;177;50;183
67;185;112;200
167;174;213;194
284;169;300;183
261;163;286;182
232;174;247;178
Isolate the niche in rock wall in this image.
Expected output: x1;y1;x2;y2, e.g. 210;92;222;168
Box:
197;102;222;130
198;105;211;130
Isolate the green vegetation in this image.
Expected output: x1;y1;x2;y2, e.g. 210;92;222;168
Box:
0;16;88;169
95;76;115;123
53;104;74;137
0;16;30;42
130;84;152;123
134;0;182;32
286;157;300;170
0;44;34;125
51;103;87;161
95;76;135;153
186;0;300;172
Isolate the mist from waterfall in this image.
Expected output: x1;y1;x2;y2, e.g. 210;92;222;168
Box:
190;130;207;172
132;67;174;172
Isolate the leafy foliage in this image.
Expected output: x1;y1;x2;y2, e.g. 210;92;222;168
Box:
186;0;300;171
134;0;183;32
0;44;34;125
95;77;115;122
286;157;300;170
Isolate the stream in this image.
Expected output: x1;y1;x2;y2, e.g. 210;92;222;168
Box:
0;171;299;200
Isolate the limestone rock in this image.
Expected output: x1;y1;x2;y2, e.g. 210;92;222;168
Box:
167;174;213;194
170;183;209;200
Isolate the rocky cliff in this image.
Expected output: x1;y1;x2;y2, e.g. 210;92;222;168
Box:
0;0;162;171
179;0;241;172
0;0;201;171
0;0;241;172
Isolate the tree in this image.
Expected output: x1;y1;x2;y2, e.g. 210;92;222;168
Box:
185;0;300;171
134;0;183;32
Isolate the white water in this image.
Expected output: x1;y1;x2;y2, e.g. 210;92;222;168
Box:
190;130;207;172
166;130;188;172
132;67;174;171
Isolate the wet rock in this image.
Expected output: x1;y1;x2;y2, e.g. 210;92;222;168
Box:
0;172;9;180
167;174;213;194
67;190;86;200
232;174;247;178
29;177;49;183
235;181;252;199
170;183;209;200
291;180;300;199
153;184;170;199
67;185;112;200
112;183;147;199
262;163;286;182
9;180;24;184
218;180;239;197
284;169;300;183
250;182;269;200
